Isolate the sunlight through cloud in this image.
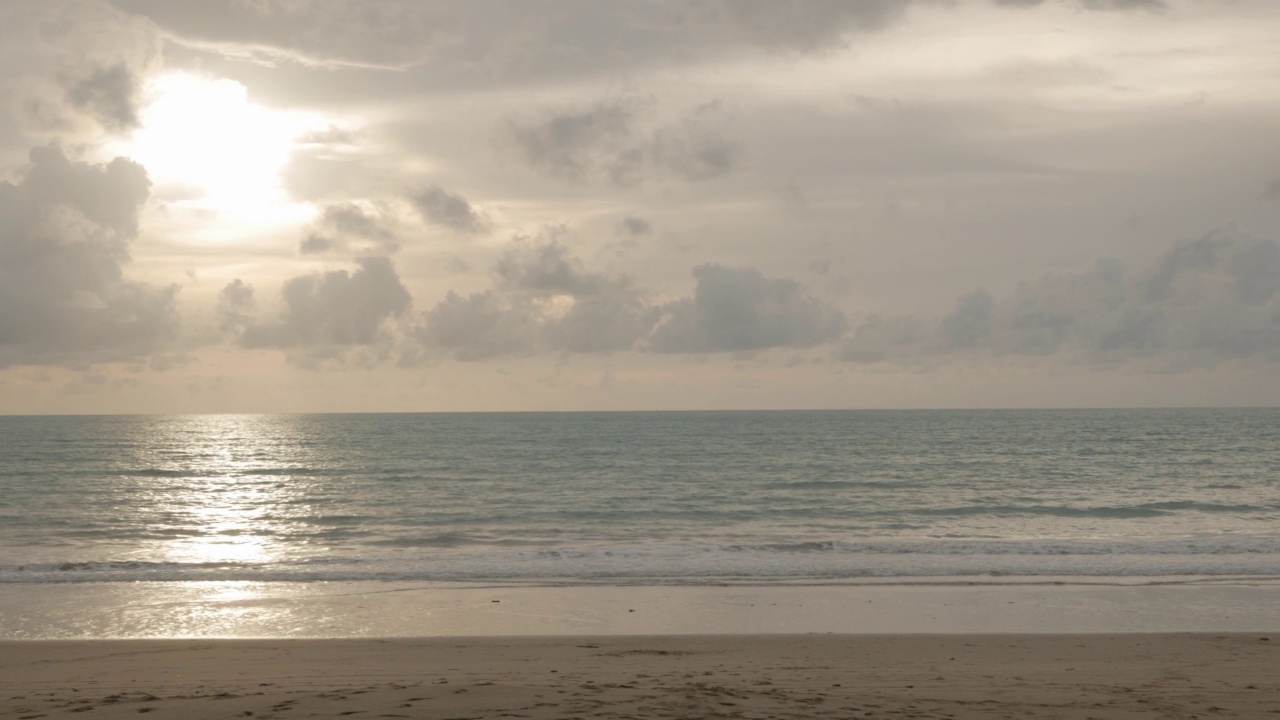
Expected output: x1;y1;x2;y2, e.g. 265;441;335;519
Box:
118;73;328;228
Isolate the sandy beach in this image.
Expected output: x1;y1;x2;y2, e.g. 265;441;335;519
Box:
3;634;1277;719
4;583;1277;717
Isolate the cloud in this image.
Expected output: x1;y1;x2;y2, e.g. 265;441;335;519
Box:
414;232;658;360
649;103;740;181
0;145;178;368
298;202;399;255
991;0;1166;10
299;234;337;254
617;215;652;237
649;265;847;354
492;233;603;296
410;185;489;235
107;0;460;69
416;231;848;361
2;4;160;144
240;256;411;352
62;63;140;132
708;0;914;54
835;314;931;364
216;278;256;332
544;278;659;354
1263;176;1280;203
504;99;645;186
279;130;372;203
416;290;539;361
837;228;1280;368
503;98;739;186
102;0;933;89
942;289;995;349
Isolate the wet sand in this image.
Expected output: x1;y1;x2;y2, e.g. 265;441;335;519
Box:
3;634;1277;719
4;580;1279;638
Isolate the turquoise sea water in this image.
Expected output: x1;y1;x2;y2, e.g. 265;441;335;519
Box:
1;409;1277;585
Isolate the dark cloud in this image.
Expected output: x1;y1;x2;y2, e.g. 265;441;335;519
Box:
0;146;178;368
504;99;647;186
63;64;140;132
544;278;660;354
419;235;846;361
503;98;738;186
493;234;603;296
298;202;399;255
322;202;393;239
19;146;149;236
617;215;652;237
299;233;337;254
649;103;740;181
649;265;847;354
416;290;539;361
708;0;912;53
991;0;1166;10
942;289;995;349
415;233;658;360
1077;0;1166;9
216;278;256;334
835;315;930;364
241;256;411;350
1;3;160;151
1230;240;1280;304
1264;176;1280;203
410;185;489;235
838;229;1280;368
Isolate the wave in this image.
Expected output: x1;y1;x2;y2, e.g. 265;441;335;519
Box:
890;502;1273;519
366;532;482;548
762;479;910;490
8;537;1280;585
119;467;348;479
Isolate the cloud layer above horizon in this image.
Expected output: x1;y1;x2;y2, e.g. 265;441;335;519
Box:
0;0;1278;412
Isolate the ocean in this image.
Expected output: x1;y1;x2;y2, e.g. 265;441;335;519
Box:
1;408;1278;587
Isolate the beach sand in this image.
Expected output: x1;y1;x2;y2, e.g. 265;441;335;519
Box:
3;634;1277;719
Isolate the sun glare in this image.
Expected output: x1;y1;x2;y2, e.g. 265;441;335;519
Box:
119;73;324;226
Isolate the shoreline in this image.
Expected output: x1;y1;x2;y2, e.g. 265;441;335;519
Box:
4;634;1277;719
3;579;1278;639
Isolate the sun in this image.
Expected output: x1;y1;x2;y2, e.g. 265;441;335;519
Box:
117;72;325;226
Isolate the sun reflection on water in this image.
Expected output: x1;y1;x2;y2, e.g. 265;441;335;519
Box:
130;414;321;570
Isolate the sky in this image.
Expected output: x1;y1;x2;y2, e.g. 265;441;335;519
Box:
0;0;1278;414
